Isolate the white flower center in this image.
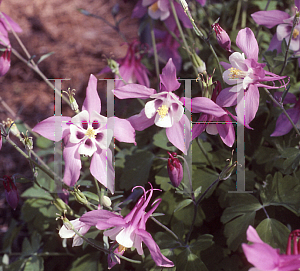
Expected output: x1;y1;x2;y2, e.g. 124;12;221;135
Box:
85;127;96;139
156;104;169;119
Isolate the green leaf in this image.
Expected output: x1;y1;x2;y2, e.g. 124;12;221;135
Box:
21;238;33;257
153;129;176;151
69;252;103;271
189;234;214;253
21;184;53;200
82;191;99;202
176;249;208;271
23;256;44;271
252;0;278;10
221;194;262;251
37;52;54;64
119;150;155;190
5;258;26;271
174;199;193;213
155;166;174;191
36;136;53;149
256;218;290;253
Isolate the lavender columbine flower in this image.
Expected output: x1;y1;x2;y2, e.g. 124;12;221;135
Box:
32;74;136;193
59;218;90;247
80;184;174;268
216;28;288;127
251;1;300;54
113;58;191;154
242;225;300;271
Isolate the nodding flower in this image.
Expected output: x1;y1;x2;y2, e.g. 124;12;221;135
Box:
2;175;19;210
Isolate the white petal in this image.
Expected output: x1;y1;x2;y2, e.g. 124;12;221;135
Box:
223;69;238;85
243;75;254;89
228;82;244;93
145;100;160;119
229;52;248;71
78;138;97;156
169;102;184;123
154;112;173;127
71;110;90;129
116;226;135;248
89;111;107;131
206;124;218;135
69;124;86;144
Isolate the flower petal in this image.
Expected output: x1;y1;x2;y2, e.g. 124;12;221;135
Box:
1;13;22;33
192;97;227;117
251;10;289;28
128;109;155;131
166;114;191;155
63;142;81;187
112;117;136;144
159;58;181;92
216;87;238;107
32;116;71;142
192;114;209;140
216;115;235;147
136;229;174;267
236;28;259;61
80;210;121;227
114;84;156;99
244;84;259;126
82;74;101;114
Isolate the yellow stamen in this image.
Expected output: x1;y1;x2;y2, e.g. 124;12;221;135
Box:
293;29;299;39
85;127;96;139
157;104;169;119
118;244;126;253
149;2;159;12
228;67;247;79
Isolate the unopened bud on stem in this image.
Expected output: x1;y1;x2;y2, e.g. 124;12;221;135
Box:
167;152;183;187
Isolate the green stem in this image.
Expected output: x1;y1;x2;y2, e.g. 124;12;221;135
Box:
150;216;180;241
150;19;160;87
94;177;102;205
232;0;242;31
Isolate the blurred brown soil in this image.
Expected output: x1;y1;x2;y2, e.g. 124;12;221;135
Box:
0;0;138;217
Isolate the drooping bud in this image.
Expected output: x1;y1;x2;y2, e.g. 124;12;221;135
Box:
71;186;89;206
63;88;79;112
219;151;237;181
3;175;19;210
212;23;232;52
53;198;73;215
167;152;183;187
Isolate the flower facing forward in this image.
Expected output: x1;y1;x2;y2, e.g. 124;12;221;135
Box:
80;184;174;268
59;218;90;247
33;74;135;193
113;58;191;154
242;225;300;271
217;28;288;127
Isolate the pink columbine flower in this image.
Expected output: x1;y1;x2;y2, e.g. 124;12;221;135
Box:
100;41;150;88
242;225;300;271
32;74;136;193
58;218;90;247
3;175;19;210
0;48;11;77
187;81;235;147
80;184;174;268
216;28;288;127
113;58;191;154
212;23;232;52
251;1;300;54
132;0;192;29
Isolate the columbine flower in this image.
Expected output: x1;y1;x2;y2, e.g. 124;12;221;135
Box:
167;152;183;187
216;27;288;127
100;41;150;88
80;184;174;268
212;23;232;52
2;175;19;210
113;58;191;154
251;1;300;53
242;225;300;271
107;243;125;269
132;0;192;29
188;81;235;147
59;218;90;247
32;74;136;193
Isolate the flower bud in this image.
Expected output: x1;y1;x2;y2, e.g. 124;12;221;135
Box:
191;52;206;73
167;152;183;187
71;187;89;205
219;152;237;181
63;88;79;112
3;118;20;138
102;195;112;208
53;198;73;215
3;175;19;210
212;23;231;52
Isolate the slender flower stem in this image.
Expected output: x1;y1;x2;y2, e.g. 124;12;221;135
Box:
241;0;248;29
150;19;160;88
196;137;216;171
263;88;300;137
232;0;242;31
185;177;220;245
279;15;299;75
262;205;270;219
94;177;102;205
150;216;180;241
